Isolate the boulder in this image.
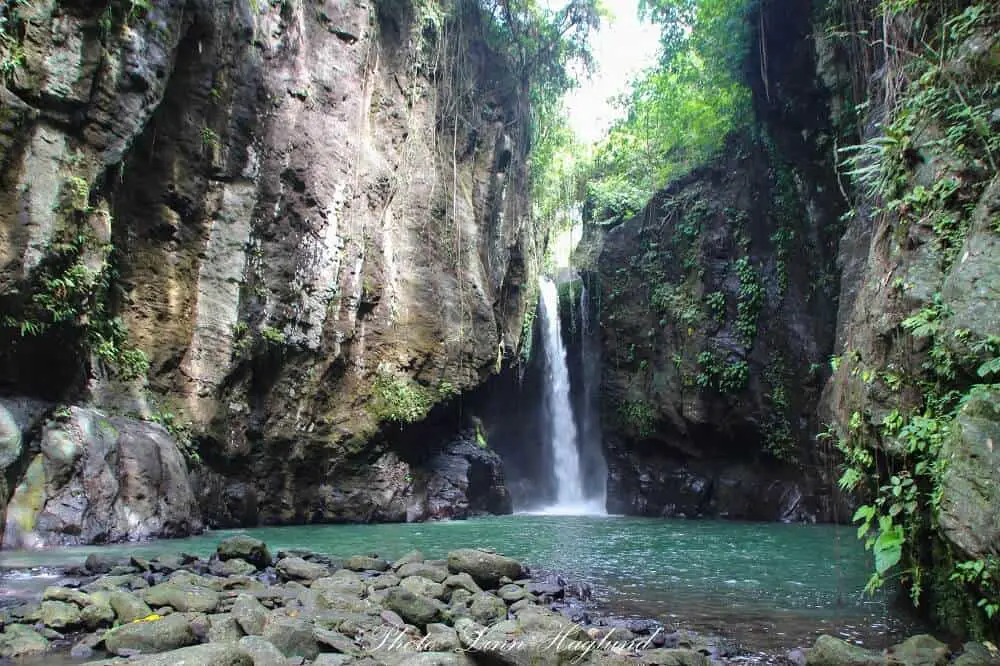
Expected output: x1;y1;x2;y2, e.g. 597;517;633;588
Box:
640;649;713;666
447;549;524;587
313;570;366;597
2;407;202;548
410;434;514;521
217;535;271;569
115;642;254;665
231;594;269;635
262;615;319;659
237;635;286;666
276;556;329;581
208;613;245;643
888;635;950;666
385;588;441;627
400;575;447;600
143;581;220;613
393;550;425;569
210;558;258;577
444;572;482;595
0;623;49;658
467;592;508;624
807;635;884;666
344;555;390;572
39;599;82;629
397;561;449;582
109;590;154;623
103;613;198;655
42;585;91;607
497;584;530;603
80;602;116;629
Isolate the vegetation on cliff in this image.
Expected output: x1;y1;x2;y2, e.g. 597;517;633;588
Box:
822;0;1000;639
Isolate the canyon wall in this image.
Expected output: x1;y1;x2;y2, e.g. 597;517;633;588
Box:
0;0;537;544
581;0;846;522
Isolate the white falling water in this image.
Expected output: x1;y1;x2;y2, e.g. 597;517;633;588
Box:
537;277;603;515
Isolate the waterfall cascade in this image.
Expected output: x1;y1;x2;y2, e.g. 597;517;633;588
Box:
537;277;605;514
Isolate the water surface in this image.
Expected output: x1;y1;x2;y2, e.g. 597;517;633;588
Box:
0;515;914;652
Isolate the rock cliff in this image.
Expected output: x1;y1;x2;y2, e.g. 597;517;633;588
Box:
0;0;538;543
581;0;846;521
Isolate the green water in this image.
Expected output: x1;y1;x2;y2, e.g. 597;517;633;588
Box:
0;515;914;652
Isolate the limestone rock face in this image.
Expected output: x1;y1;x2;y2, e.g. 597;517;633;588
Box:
0;0;535;534
1;406;201;548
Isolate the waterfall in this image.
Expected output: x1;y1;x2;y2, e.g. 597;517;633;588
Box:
537;277;604;514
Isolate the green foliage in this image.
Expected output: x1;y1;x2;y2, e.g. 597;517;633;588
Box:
704;291;726;320
149;409;200;465
618;400;656;437
1;212;148;382
371;364;434;424
651;282;701;327
472;0;603;231
259;325;285;346
734;256;763;345
0;0;27;82
585;0;752;220
835;294;1000;631
695;350;748;394
201;127;221;150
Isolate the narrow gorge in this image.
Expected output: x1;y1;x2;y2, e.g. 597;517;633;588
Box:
1;0;999;660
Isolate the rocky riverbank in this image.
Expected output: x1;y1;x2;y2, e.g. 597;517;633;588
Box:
0;536;997;666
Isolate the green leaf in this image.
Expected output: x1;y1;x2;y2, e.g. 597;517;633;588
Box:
852;504;875;523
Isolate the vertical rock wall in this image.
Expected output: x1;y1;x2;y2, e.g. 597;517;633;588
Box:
0;0;539;540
